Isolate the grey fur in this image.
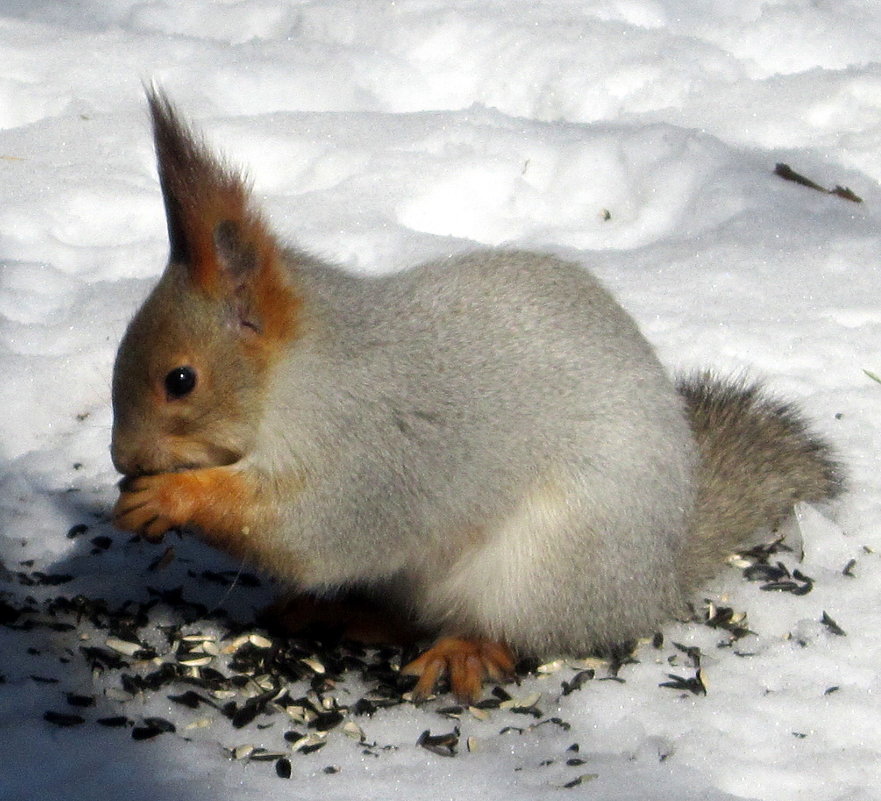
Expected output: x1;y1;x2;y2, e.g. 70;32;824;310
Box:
249;249;840;657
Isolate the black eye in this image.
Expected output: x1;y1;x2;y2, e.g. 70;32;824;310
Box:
164;366;197;399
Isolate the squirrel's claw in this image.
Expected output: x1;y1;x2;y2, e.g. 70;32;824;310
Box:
113;474;182;542
402;637;515;704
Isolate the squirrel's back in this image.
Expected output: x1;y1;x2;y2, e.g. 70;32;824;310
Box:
265;249;840;655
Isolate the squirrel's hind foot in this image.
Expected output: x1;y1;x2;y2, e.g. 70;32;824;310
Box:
402;637;515;704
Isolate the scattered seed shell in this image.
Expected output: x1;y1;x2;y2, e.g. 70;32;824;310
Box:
105;637;145;657
184;717;213;730
500;692;541;710
248;634;273;649
301;656;326;675
342;721;365;741
289;732;327;752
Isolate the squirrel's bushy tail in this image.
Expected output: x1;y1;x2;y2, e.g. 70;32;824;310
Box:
677;372;842;591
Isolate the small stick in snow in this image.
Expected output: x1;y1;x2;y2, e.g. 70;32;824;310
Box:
774;163;863;203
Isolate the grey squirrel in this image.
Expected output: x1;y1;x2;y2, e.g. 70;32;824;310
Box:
111;90;841;702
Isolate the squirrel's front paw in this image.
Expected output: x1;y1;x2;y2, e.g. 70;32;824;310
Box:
113;474;194;542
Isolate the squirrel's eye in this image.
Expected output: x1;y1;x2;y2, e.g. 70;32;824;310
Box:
164;366;197;399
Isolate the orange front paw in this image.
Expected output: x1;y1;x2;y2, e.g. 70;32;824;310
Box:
113;473;195;542
402;637;515;704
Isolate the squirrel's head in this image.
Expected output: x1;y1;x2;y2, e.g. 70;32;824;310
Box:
110;89;299;477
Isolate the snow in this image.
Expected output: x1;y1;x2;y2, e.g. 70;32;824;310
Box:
1;2;880;800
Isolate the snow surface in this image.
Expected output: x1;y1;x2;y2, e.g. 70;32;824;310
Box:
1;2;881;800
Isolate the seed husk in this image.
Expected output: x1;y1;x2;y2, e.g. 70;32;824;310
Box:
105;637;145;657
342;721;365;741
248;634;273;649
417;729;459;757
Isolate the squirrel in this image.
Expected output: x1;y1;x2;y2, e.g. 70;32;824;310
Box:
112;89;842;703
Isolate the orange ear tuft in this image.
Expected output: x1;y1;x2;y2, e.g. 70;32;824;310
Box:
146;88;299;350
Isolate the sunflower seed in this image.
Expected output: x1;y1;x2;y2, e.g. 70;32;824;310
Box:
105;637;145;657
44;711;85;727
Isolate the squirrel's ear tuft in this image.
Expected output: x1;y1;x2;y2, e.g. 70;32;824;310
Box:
146;87;298;345
147;88;267;287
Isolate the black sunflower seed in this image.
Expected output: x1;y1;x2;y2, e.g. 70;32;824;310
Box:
32;572;74;586
821;611;846;636
132;717;176;740
66;524;89;539
309;710;344;730
491;686;512;702
275;758;292;779
561;669;594;696
80;646;128;671
44;711;85;727
96;716;130;728
744;563;789;582
168;690;213;710
144;716;176;733
0;600;20;626
65;693;95;708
